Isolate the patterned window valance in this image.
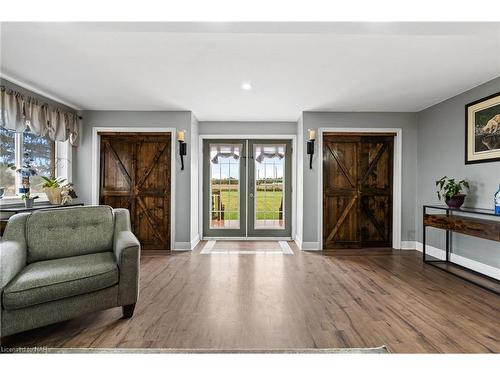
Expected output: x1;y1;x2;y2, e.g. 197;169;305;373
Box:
0;86;79;146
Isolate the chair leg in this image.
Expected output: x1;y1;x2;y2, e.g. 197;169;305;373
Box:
122;303;136;319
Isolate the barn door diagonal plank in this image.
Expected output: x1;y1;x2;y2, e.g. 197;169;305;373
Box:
327;144;356;188
359;143;387;185
105;141;133;186
135;143;168;188
326;195;358;242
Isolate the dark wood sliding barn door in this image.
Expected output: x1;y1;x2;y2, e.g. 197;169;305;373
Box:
323;134;394;249
99;132;171;251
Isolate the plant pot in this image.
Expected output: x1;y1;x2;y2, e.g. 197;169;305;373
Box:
45;187;62;205
445;194;466;209
24;198;35;208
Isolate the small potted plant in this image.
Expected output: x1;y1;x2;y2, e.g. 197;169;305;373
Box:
436;176;470;209
22;192;39;208
40;176;67;205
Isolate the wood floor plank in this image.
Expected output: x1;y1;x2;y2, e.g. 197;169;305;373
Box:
3;243;499;353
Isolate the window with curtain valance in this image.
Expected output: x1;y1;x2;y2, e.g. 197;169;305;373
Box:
0;86;79;146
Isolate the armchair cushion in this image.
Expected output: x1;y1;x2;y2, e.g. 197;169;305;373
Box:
26;206;114;263
3;252;118;310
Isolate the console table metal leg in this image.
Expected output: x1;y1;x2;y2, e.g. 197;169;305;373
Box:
422;206;427;262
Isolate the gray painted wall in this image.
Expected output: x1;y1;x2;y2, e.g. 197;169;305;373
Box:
417;77;500;268
199;121;297;135
300;112;419;245
74;110;194;246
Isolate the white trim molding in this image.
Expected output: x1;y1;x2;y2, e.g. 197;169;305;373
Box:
414;242;500;280
174;242;193;251
198;134;297;241
190;234;200;250
91;127;177;252
317;127;403;250
400;240;417;250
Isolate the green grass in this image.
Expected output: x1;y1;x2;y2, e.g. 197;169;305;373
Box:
214;188;284;220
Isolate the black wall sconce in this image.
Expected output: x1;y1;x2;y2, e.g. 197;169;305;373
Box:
177;130;187;170
307;129;316;169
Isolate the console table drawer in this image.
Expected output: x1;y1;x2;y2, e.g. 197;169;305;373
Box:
424;214;500;242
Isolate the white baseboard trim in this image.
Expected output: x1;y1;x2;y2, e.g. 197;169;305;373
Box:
301;241;321;251
173;242;192;251
174;235;200;251
400;240;417;250
190;234;200;250
294;235;303;250
415;241;500;280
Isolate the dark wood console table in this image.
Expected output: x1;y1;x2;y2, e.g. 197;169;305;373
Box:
423;205;500;294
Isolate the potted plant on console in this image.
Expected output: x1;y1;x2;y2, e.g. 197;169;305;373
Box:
436;176;470;209
21;192;39;208
40;176;67;205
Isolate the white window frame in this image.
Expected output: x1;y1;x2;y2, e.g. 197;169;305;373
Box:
0;132;71;205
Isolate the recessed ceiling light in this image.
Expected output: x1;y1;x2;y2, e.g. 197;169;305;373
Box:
241;82;252;90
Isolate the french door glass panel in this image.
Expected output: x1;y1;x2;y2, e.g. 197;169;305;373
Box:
209;143;242;229
253;144;285;229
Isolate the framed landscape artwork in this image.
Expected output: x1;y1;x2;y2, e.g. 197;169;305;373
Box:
465;92;500;164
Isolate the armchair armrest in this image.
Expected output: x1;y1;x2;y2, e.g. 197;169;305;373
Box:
1;240;27;291
113;209;141;306
1;213;30;290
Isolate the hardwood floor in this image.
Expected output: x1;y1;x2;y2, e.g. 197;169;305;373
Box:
4;242;499;353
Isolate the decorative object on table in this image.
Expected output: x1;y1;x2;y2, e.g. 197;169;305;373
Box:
7;151;37;194
0;187;4;199
495;184;500;215
435;176;470;209
40;176;66;204
61;183;78;205
21;192;39;208
465;92;500;164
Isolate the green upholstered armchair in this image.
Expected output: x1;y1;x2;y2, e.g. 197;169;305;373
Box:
0;205;140;338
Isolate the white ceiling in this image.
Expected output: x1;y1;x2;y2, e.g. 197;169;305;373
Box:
1;22;499;121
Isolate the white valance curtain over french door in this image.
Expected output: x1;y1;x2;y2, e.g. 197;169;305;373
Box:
0;86;80;145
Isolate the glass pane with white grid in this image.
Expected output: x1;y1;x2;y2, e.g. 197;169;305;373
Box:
253;144;285;229
209;143;241;229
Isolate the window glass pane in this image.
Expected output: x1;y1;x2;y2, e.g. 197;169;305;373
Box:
23;131;55;195
209;143;241;229
254;144;285;229
0;127;17;197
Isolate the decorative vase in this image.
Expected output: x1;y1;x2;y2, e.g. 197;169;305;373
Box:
24;198;35;208
19;169;31;195
45;187;63;205
445;194;466;209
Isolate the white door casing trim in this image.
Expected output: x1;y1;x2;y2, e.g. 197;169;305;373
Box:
198;134;297;241
318;127;403;250
91;127;177;251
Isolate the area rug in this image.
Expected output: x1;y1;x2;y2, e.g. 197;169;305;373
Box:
5;346;389;354
200;240;294;255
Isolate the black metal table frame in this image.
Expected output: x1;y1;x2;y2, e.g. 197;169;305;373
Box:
422;205;499;294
